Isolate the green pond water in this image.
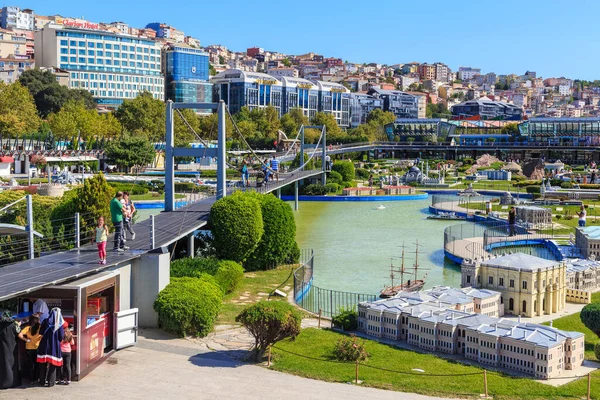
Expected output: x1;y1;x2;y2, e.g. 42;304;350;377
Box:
291;199;463;295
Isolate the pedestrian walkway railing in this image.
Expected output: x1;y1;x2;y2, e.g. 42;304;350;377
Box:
293;249;377;318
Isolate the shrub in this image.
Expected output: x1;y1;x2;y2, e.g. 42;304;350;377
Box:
332;334;370;362
236;300;301;362
303;184;328;196
174;182;197;192
108;182;149;195
170;257;221;278
354;168;370;180
332;308;358;331
214;260;244;293
595;342;600;361
324;183;340;193
332;161;355;182
525;186;541;194
327;170;343;184
245;194;299;271
340;181;356;188
209;192;264;262
561;182;574;189
153;277;223;337
581;302;600;338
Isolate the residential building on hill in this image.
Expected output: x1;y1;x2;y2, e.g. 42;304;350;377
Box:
349;93;383;128
451;98;523;120
0;6;34;31
458;66;481;81
145;22;184;43
35;22;164;107
358;286;585;379
367;88;425;119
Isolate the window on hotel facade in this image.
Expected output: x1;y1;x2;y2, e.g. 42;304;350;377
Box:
88;42;94;48
522;281;528;290
510;279;515;288
499;277;504;286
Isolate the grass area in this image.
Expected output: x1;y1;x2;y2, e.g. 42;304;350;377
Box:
271;328;599;400
466;181;521;191
543;292;600;361
217;265;295;325
129;192;185;201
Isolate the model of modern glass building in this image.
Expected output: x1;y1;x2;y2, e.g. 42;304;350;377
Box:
163;44;212;108
35;22;164;107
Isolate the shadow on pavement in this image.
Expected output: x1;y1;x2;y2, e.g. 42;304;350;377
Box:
188;350;249;368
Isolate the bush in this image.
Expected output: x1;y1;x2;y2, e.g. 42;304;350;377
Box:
525;186;541;194
595;342;600;361
354;168;370;180
245;194;299;271
561;182;574;189
214;260;244;293
332;334;370;362
332;161;355;182
332;308;358;331
210;192;264;262
236;300;301;362
324;183;340;193
108;182;149;195
581;302;600;338
170;257;221;278
175;182;197;192
153;277;223;337
327;170;343;184
340;181;356;188
303;184;328;196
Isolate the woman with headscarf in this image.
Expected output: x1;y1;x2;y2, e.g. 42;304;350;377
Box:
36;308;65;387
33;299;49;323
0;311;21;389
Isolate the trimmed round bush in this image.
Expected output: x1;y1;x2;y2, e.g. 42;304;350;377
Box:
595;342;600;361
332;161;355;182
214;260;244;293
170;257;220;278
327;170;343;184
324;183;339;193
303;184;328;195
210;192;264;262
246;194;299;271
153;277;223;337
354;167;370;180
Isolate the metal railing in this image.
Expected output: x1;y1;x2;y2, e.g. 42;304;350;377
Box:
293;249;377;318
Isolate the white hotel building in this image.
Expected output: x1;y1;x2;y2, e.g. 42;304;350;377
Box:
35;21;164;107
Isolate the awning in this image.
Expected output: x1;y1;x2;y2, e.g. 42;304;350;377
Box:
45;156;98;162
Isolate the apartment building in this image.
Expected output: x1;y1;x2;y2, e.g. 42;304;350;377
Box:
458;66;481;81
349;93;383;128
367;88;425;119
461;253;567;317
358;290;585;379
0;6;34;31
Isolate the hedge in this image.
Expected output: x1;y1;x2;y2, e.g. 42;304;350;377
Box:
332;161;355;182
303;184;328;196
174;182;197;192
210;192;264;262
245;193;299;271
108;182;149;195
526;186;541;194
153;277;223;337
214;260;245;293
354;168;370;180
170;257;221;278
327;170;343;184
324;183;340;193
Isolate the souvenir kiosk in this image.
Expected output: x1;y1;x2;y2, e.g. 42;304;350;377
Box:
17;271;138;380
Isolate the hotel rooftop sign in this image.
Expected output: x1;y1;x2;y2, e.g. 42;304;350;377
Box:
55;17;100;31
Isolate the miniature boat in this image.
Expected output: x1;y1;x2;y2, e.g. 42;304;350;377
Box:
427;212;465;221
380;241;428;299
376;205;386;210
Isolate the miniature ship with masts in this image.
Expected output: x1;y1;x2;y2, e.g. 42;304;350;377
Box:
380;241;428;298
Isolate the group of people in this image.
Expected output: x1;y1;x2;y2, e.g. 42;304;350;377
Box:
1;300;73;389
99;191;136;264
239;155;280;187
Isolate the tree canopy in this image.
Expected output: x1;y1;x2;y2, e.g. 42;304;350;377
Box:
0;81;41;136
104;134;156;171
48;101;121;140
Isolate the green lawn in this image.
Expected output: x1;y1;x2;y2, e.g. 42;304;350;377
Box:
271;328;599;400
544;292;600;361
130;192;186;201
217;266;295;325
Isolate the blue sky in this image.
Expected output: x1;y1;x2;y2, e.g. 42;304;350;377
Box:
13;0;600;79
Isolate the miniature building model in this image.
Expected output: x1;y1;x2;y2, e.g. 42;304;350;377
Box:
516;206;552;228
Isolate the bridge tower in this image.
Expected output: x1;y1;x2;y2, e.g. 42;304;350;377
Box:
164;100;227;212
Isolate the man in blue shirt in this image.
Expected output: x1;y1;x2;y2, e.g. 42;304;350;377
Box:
271;155;279;181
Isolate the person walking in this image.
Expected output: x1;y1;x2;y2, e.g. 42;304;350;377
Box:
271;155;279;181
325;154;331;170
122;192;136;241
0;311;21;389
110;192;128;252
59;326;74;385
18;314;42;384
37;308;65;387
95;216;109;264
368;174;373;187
579;205;587;227
262;159;270;184
241;161;248;187
508;206;516;236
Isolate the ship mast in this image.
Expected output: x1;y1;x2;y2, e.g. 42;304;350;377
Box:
389;258;395;288
400;243;405;286
414;239;422;282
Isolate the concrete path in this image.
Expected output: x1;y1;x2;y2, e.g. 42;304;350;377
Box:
14;328;454;400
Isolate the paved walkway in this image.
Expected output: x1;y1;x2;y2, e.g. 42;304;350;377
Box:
14;327;453;400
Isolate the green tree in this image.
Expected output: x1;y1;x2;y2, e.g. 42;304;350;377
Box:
581;303;600;338
48;101;121;140
105;134;156;171
332;160;355;181
281;58;291;67
209;192;264;262
236;300;301;361
114;91;165;141
19;68;94;117
209;64;217;76
311;112;342;138
280;108;309;136
0;81;40;136
366;108;396;126
218;55;225;64
245;194;299;271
